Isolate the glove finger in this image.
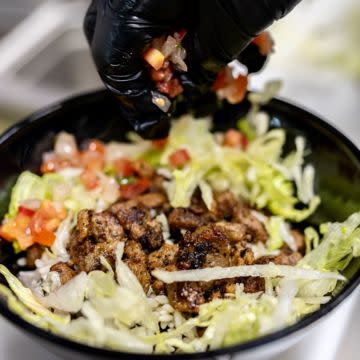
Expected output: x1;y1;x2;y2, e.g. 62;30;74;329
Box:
236;43;269;74
117;91;171;139
83;0;97;45
190;0;301;70
109;0;188;26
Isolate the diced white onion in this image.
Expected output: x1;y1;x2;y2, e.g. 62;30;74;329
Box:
54;132;78;158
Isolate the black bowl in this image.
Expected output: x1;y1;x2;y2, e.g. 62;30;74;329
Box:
0;90;359;360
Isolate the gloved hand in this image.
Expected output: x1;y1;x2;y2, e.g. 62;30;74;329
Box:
84;0;301;138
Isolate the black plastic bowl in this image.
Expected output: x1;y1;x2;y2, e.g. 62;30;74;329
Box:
0;90;360;360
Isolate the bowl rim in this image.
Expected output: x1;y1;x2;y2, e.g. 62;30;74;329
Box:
0;89;359;359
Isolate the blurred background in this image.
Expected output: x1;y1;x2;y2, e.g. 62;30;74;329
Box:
0;0;359;359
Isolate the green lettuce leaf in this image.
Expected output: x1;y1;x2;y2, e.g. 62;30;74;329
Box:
298;212;360;297
161;116;319;221
7;172;47;218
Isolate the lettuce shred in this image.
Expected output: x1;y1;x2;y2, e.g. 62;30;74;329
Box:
161;116;319;222
0;211;359;353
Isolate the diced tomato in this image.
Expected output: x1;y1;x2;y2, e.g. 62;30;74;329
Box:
0;213;33;249
120;178;151;199
223;129;248;150
168;78;184;98
114;158;135;177
40;159;56;173
0;201;65;249
132;159;154;178
252;31;273;56
213;68;227;91
169;149;191;167
18;206;36;217
213;66;248;104
156;81;171;95
86;139;106;154
29;201;65;247
226;75;248;104
44;218;61;232
150;66;173;82
30;211;46;235
144;48;165;70
80;169;100;190
81;150;105;171
152;138;168;149
176;29;187;42
32;228;56;247
16;233;34;250
156;78;184;98
40;157;79;174
0;221;17;242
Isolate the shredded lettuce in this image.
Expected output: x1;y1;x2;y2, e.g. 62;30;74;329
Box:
265;216;297;252
297;212;360;297
246;129;285;164
161;116;320;222
51;212;77;260
152;264;345;284
304;226;320;254
40;272;87;313
0;284;50;329
7;172;47;218
160;116;319;221
266;217;285;251
300;212;360;272
0;265;69;326
5;170;100;220
247;81;282;135
1;112;360;354
1;212;360;353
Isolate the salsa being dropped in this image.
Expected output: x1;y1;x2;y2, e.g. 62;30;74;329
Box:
143;30;273;110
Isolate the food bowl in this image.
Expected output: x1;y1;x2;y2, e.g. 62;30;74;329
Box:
0;90;359;360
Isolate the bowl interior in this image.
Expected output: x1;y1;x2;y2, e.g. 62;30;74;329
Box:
0;90;359;359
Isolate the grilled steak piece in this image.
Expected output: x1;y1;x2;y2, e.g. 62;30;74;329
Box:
167;282;206;313
63;178;303;316
76;209;124;243
148;243;179;270
148;243;179;294
111;203;163;250
124;240;151;293
188;189;209;215
256;247;302;266
68;230;121;272
177;225;231;270
149;174;167;193
26;244;43;268
230;244;255;266
129;219;163;250
67;210;126;273
169;225;230;313
214;221;247;243
50;262;76;284
242;277;265;293
168;208;206;230
291;229;305;254
137;192;167;208
232;207;268;243
111;203;149;230
212;191;239;219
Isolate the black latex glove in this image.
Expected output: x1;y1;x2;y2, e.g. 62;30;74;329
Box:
84;0;301;138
